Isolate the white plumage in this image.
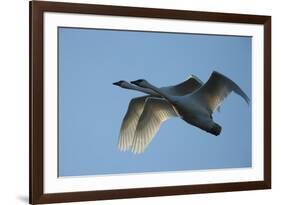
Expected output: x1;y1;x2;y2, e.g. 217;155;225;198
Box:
113;76;203;153
191;71;250;113
117;96;147;152
131;97;178;153
131;71;250;137
114;71;249;154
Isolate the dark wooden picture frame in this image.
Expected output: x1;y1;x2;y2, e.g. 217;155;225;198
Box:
30;1;271;204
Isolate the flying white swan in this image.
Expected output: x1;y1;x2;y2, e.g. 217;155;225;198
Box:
131;71;250;139
113;76;204;153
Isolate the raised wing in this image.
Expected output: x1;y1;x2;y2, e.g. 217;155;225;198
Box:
192;71;250;113
131;97;178;154
161;75;203;96
117;96;147;151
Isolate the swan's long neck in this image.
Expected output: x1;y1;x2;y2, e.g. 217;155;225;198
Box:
123;83;158;95
141;82;176;103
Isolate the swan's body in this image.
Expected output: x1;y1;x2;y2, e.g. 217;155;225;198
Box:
113;76;203;153
131;71;250;137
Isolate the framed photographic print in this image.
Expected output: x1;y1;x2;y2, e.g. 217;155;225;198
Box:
29;0;271;204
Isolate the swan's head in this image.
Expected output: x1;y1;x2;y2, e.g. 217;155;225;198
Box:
130;79;147;88
112;80;128;87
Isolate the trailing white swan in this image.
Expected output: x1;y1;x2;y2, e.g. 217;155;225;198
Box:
131;71;250;140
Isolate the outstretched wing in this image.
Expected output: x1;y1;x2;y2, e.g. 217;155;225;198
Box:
117;96;147;151
131;97;178;154
192;71;250;113
161;75;203;96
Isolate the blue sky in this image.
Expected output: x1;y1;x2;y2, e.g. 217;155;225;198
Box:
58;27;252;177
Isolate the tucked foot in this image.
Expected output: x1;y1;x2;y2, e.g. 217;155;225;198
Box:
209;123;222;136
